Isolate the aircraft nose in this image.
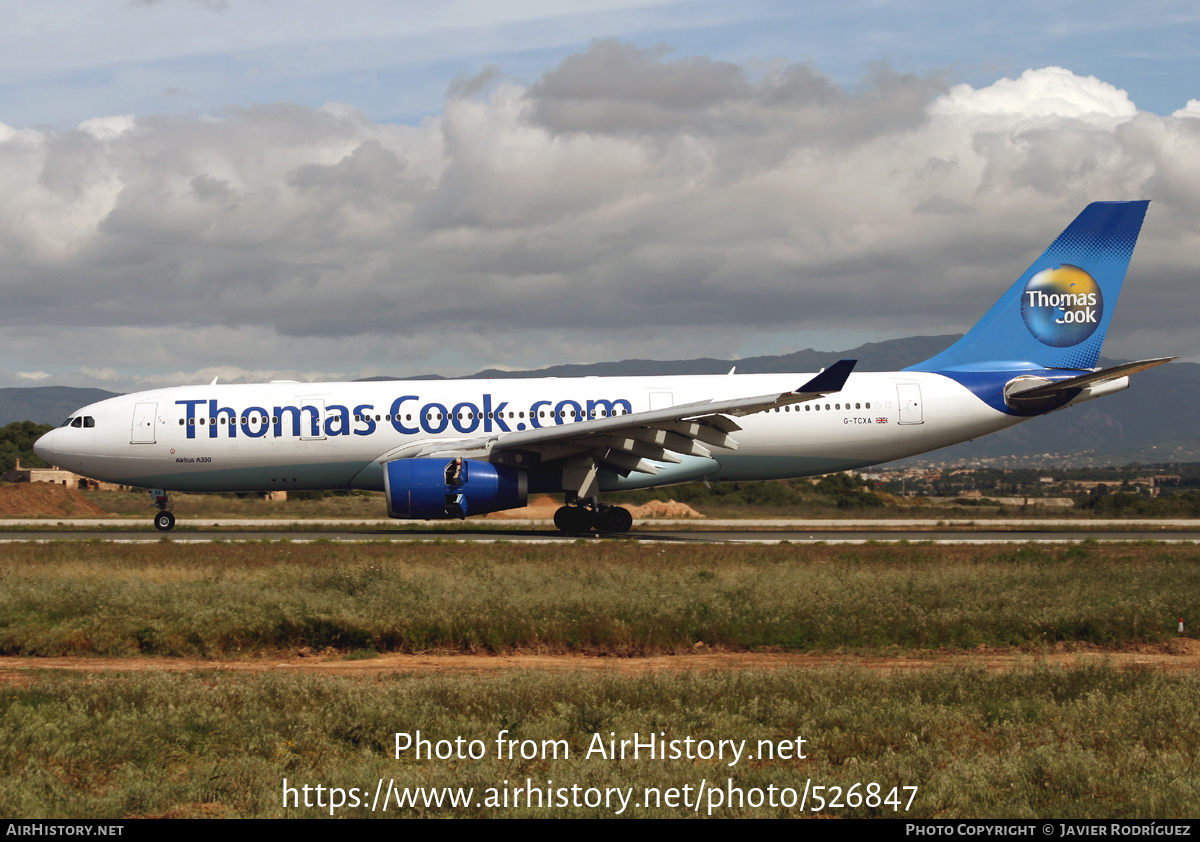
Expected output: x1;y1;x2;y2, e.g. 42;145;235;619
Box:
33;429;61;465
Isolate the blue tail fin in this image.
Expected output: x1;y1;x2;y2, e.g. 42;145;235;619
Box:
907;201;1149;373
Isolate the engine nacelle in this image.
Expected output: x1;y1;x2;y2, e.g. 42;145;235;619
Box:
383;458;527;519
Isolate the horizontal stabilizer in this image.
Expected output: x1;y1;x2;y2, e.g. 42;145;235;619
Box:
1005;357;1175;410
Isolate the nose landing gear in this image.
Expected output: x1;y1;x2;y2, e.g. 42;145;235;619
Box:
552;497;633;534
150;488;175;531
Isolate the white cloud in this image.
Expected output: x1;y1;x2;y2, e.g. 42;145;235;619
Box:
931;66;1137;124
1;50;1198;390
78;115;136;141
1173;99;1200;119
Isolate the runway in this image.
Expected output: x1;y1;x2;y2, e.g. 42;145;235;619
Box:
2;517;1199;543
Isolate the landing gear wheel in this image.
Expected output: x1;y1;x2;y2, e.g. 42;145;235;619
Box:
553;506;571;532
154;511;176;532
596;506;633;534
554;505;594;533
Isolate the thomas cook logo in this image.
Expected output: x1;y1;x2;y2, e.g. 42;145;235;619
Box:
1020;264;1103;347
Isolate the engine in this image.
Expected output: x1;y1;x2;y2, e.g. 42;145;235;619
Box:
383;458;527;519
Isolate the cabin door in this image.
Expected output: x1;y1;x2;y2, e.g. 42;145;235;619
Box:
131;402;157;443
897;384;924;425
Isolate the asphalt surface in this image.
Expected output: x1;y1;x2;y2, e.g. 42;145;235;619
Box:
1;517;1199;543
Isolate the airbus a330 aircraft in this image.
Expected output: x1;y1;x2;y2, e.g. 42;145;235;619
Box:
35;201;1172;533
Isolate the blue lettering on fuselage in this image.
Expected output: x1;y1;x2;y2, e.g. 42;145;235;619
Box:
389;396;419;435
175;394;631;440
242;407;269;438
326;405;351;436
353;404;376;436
529;400;551;429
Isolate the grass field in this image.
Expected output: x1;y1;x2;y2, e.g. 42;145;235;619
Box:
4;540;1200;819
4;666;1199;818
1;541;1197;657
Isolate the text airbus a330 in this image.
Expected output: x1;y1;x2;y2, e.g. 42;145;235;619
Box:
36;201;1172;533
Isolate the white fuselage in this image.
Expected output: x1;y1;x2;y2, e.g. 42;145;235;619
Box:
33;369;1061;495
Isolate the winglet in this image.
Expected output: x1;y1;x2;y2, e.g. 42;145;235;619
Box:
796;359;856;394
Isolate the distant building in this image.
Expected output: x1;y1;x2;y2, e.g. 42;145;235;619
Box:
2;459;128;491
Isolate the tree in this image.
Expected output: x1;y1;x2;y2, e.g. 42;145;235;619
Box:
0;421;54;473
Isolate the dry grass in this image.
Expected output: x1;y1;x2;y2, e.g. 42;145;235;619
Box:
5;541;1200;819
1;541;1197;657
3;666;1199;818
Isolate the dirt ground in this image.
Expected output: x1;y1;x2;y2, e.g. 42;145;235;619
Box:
484;494;704;520
0;483;107;517
3;640;1199;685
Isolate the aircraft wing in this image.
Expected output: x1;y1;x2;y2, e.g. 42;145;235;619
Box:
383;360;856;494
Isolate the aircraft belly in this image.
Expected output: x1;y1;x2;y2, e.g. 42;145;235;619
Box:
116;459;371;492
65;436;372;492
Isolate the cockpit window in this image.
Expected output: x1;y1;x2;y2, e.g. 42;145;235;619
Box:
83;416;95;428
71;417;83;428
61;417;74;427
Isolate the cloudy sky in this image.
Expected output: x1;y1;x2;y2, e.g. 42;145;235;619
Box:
2;0;1199;390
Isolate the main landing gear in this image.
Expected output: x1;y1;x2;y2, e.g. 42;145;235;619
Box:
150;488;175;531
553;497;634;534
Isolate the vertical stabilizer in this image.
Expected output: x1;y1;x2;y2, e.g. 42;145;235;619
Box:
908;201;1149;372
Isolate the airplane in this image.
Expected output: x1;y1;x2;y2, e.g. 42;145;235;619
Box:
34;201;1173;533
